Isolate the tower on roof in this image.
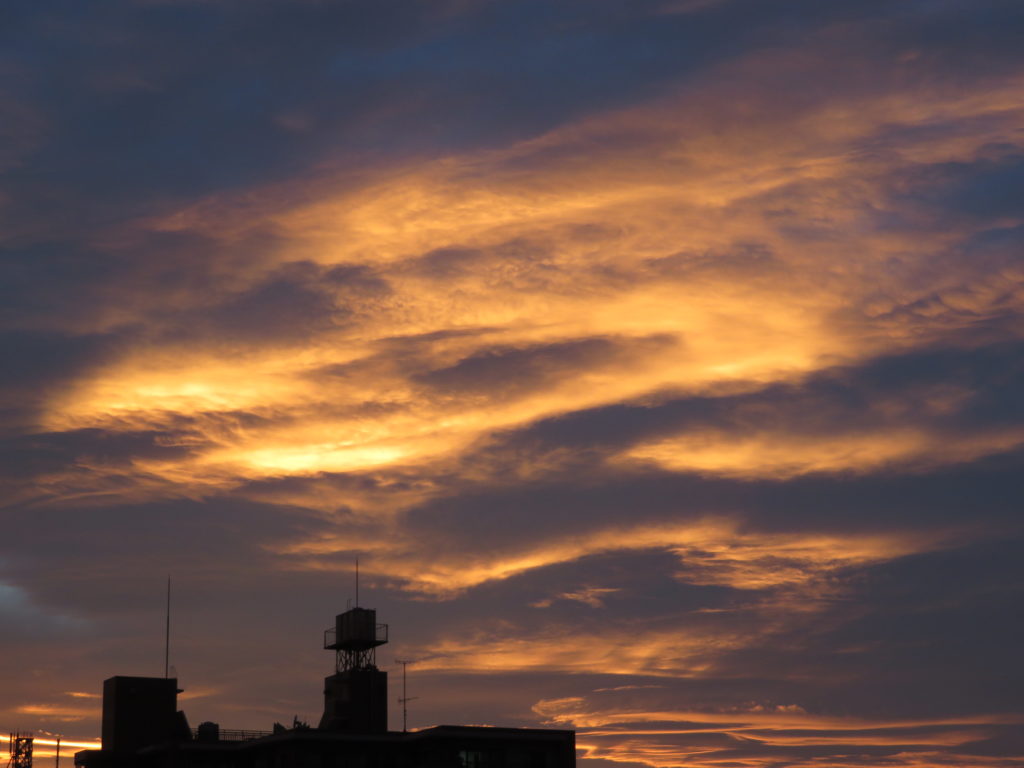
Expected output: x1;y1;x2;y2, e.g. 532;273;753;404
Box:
9;733;33;768
319;606;389;732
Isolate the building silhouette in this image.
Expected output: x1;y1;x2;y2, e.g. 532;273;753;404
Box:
8;733;34;768
321;606;389;733
75;604;574;768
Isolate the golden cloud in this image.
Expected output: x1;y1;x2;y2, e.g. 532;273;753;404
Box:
279;516;949;600
621;426;1024;479
535;697;1024;768
29;37;1024;559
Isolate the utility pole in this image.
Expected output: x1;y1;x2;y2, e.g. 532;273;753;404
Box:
395;659;419;732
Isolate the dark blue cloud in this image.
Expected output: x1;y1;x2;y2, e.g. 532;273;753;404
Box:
7;0;1017;230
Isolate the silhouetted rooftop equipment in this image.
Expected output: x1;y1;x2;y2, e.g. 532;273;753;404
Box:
7;733;33;768
325;608;388;661
320;606;389;732
395;659;420;733
164;578;171;680
193;725;270;743
72;588;575;768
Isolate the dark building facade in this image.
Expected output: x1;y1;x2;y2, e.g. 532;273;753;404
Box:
75;606;575;768
100;677;191;755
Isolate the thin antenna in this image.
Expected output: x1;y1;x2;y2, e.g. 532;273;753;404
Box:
54;737;60;768
395;659;419;733
164;577;171;679
355;558;359;608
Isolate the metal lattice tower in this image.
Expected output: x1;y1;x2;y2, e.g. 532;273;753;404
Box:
8;733;33;768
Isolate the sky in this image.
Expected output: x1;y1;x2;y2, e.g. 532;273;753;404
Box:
1;1;1023;767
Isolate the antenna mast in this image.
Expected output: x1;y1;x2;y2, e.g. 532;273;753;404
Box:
164;577;171;679
395;659;419;732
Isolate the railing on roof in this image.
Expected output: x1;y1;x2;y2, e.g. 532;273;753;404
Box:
191;728;273;742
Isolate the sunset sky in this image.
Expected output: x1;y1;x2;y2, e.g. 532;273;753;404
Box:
2;1;1023;767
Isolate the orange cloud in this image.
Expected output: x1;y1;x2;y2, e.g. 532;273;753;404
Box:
26;31;1024;579
620;426;1024;479
280;517;948;599
535;697;1024;768
12;702;98;722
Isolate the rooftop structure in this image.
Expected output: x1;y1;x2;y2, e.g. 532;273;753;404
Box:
321;606;389;733
74;603;574;768
8;733;34;768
